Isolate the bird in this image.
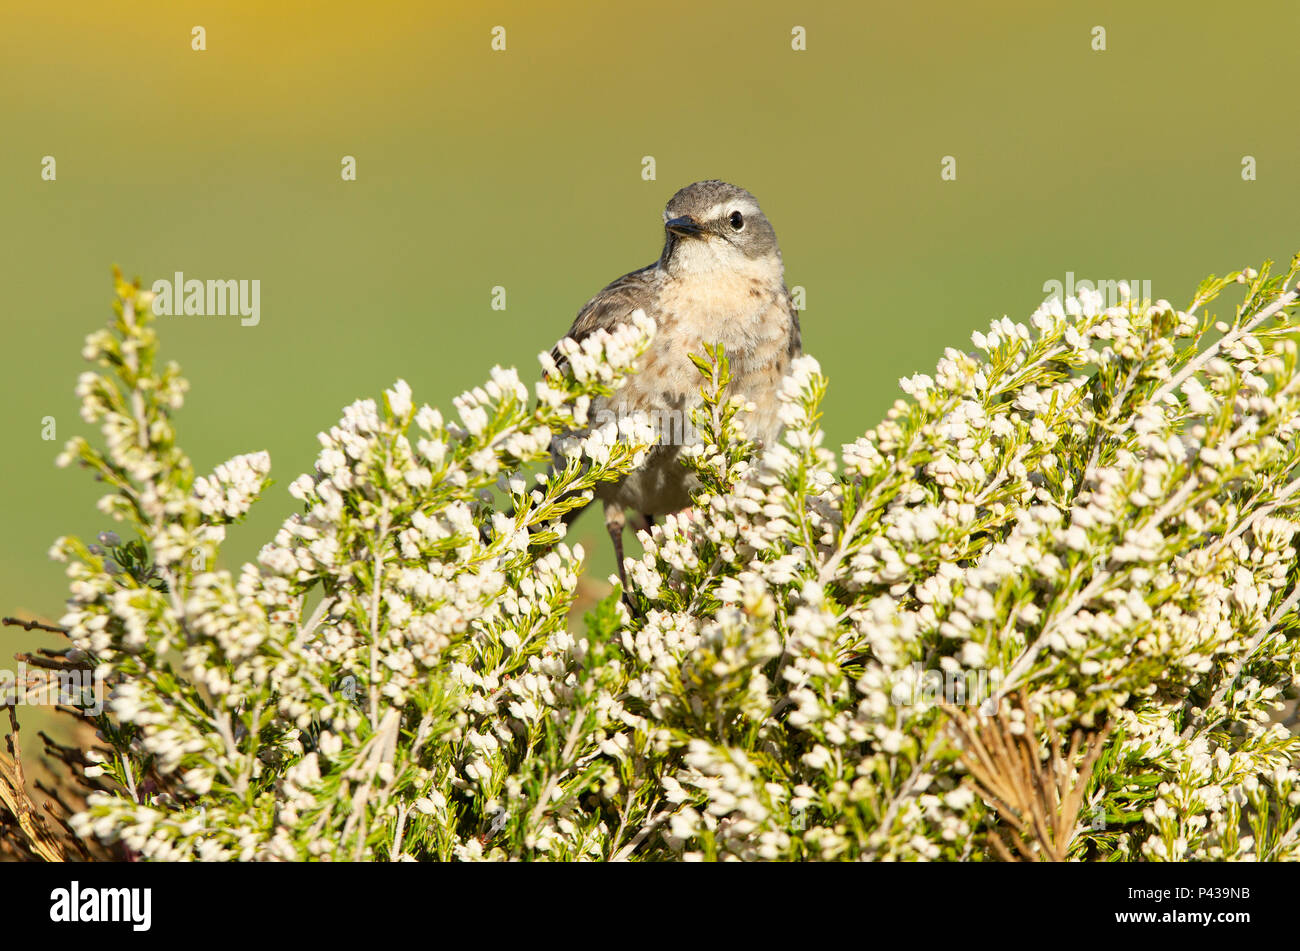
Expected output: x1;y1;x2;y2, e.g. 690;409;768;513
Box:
546;180;802;593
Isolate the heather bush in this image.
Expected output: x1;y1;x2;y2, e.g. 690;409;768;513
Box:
12;259;1300;861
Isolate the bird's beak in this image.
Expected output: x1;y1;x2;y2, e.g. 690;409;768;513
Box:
665;215;704;238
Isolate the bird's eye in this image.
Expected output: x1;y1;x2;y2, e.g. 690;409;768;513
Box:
729;210;745;231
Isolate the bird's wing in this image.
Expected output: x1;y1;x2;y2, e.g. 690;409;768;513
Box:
551;263;660;371
537;264;661;526
784;284;803;360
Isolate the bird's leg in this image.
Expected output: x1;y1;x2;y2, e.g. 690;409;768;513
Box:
603;502;630;601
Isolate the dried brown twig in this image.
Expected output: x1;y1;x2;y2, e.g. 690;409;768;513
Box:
944;691;1112;862
1;706;69;861
1;612;109;861
3;616;68;635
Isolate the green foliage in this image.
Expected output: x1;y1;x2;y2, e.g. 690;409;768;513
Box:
42;262;1300;860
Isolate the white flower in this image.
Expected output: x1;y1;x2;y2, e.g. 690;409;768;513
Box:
194;451;272;520
385;379;413;419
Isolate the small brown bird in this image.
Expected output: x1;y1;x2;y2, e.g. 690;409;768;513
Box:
551;180;801;589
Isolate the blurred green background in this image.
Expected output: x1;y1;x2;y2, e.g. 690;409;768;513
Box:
2;0;1297;664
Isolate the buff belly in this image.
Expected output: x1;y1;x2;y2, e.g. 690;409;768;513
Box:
588;335;790;517
558;265;798;520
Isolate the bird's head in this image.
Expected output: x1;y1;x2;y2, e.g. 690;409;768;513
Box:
659;180;782;276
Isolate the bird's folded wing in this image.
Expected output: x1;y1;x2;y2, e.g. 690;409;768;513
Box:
550;264;660;371
783;284;803;358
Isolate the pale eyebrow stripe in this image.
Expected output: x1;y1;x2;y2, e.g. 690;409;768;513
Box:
703;200;757;221
665;199;758;223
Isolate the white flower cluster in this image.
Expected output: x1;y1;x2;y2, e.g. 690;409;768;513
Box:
54;261;1300;861
194;451;271;520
